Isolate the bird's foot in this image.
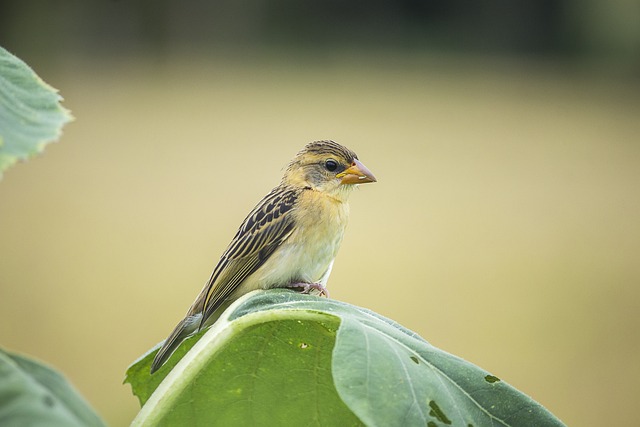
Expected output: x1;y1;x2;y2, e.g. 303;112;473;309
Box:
288;282;330;298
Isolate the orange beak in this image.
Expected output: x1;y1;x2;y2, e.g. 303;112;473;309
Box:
336;159;377;185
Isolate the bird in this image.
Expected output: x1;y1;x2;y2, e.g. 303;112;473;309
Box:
150;140;377;373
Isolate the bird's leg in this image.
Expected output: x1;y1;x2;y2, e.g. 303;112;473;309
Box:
287;282;330;298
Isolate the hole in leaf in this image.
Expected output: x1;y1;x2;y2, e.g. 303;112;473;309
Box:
428;400;452;424
410;355;419;364
484;374;501;383
299;342;309;349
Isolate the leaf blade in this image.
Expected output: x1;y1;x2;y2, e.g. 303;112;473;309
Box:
0;46;72;177
127;290;565;427
0;349;105;427
128;292;362;426
330;302;565;427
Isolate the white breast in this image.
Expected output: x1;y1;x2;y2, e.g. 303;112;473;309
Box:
238;190;350;293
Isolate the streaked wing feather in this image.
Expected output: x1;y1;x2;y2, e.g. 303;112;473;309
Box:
195;186;299;325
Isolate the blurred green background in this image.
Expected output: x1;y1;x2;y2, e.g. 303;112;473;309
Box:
1;1;639;426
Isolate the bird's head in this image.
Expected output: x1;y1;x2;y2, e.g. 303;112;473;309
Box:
283;140;377;200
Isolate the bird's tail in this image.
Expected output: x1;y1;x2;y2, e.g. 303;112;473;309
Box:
150;314;201;374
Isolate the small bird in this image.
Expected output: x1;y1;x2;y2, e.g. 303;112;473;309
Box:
151;140;376;373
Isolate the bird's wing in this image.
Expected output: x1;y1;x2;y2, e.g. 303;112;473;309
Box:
153;186;299;372
194;185;300;326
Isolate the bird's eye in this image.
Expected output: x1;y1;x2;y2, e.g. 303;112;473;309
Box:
325;159;338;172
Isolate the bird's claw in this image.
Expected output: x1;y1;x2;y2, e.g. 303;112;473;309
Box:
288;282;330;298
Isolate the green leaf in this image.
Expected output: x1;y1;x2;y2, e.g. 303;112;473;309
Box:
332;308;562;427
234;292;565;427
0;349;106;427
0;46;72;178
125;329;209;407
127;291;362;426
127;290;565;427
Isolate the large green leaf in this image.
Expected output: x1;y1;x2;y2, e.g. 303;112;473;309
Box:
127;294;362;426
0;46;72;177
127;290;565;426
0;349;105;427
332;307;560;426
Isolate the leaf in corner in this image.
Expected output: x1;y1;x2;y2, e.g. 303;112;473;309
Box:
0;46;72;178
0;348;105;427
